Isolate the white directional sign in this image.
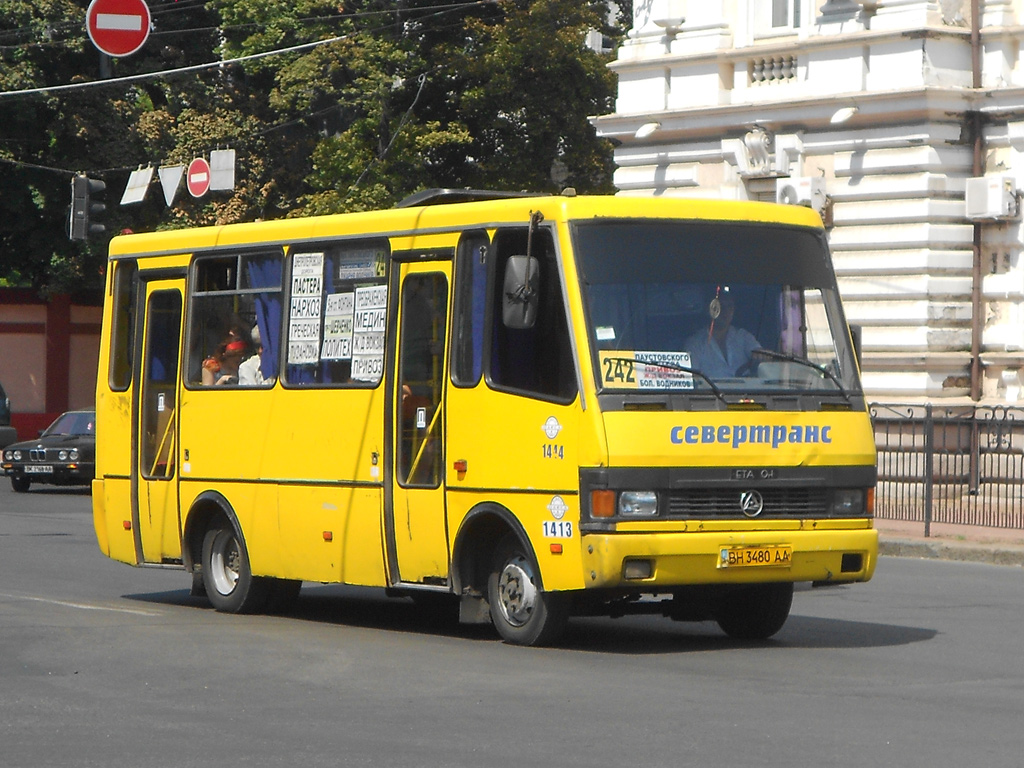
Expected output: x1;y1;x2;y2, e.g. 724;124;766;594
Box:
120;167;154;205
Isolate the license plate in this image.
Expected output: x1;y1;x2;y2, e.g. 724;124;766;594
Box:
25;465;54;474
719;545;792;569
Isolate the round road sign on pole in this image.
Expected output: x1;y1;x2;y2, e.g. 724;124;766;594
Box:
187;157;212;198
86;0;151;58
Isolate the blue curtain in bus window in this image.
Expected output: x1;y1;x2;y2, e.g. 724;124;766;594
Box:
246;256;283;381
736;285;782;353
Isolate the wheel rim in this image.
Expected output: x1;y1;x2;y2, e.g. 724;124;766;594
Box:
208;529;241;597
496;555;538;628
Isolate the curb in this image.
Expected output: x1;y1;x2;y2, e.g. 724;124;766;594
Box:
879;538;1024;568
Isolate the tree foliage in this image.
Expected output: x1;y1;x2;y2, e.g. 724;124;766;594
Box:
0;0;629;295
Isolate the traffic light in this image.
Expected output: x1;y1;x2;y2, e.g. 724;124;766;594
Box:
69;174;106;240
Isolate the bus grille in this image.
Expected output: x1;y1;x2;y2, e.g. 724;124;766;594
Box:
666;488;830;518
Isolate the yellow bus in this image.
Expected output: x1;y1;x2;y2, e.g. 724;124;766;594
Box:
92;190;877;646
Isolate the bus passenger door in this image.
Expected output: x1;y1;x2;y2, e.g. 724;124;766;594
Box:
132;281;184;565
387;263;452;585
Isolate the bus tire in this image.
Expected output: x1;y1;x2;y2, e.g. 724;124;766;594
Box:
715;582;794;640
201;525;269;614
10;476;30;493
487;535;568;646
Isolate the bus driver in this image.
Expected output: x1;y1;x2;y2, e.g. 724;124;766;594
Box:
685;287;762;378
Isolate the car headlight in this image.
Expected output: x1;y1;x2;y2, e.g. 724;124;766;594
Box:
59;450;68;460
831;489;865;516
69;449;79;460
2;450;9;460
618;491;659;517
13;450;21;460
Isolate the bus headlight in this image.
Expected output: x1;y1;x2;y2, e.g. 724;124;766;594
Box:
619;491;658;517
831;489;865;516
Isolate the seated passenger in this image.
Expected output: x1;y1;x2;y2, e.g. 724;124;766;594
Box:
238;325;267;386
685;289;762;378
202;329;248;386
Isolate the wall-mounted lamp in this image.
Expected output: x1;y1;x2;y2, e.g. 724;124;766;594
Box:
830;106;859;124
635;122;662;140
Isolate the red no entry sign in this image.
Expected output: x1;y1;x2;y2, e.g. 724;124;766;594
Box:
187;157;212;198
86;0;151;58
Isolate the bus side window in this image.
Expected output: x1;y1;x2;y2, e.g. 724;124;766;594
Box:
451;231;489;387
489;228;576;402
188;252;283;388
397;273;447;487
108;260;138;391
284;241;389;387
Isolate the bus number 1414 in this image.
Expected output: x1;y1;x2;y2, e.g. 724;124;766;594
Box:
543;444;564;459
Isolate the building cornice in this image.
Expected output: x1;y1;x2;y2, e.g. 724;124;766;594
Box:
592;87;975;142
609;25;974;73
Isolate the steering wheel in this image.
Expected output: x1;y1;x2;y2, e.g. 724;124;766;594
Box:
736;349;770;378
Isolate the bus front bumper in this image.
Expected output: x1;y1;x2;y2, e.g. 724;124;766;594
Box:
579;524;878;590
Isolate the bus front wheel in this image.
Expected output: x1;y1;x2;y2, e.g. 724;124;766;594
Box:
487;535;568;646
201;525;269;614
715;582;794;640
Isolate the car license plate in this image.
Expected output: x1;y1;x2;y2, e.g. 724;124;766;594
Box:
719;545;792;569
25;465;54;474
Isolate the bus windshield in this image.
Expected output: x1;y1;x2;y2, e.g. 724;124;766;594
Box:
573;219;860;398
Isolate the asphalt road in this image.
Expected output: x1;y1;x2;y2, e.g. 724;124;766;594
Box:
2;483;1022;768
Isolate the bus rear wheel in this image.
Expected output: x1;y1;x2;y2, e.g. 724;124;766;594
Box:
201;525;269;614
715;582;794;640
487;535;568;646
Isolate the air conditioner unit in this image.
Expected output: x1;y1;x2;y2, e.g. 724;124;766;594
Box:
775;176;826;211
965;175;1019;220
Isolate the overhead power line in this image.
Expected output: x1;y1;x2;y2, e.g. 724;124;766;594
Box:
0;31;357;99
0;0;498;99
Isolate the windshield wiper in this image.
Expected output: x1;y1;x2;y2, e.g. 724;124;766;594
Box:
600;357;727;406
751;349;851;402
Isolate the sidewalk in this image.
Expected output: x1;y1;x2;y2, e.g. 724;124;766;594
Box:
875;518;1024;567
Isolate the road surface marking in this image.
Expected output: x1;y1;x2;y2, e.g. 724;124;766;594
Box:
0;591;159;616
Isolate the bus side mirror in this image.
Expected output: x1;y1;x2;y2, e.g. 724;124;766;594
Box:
849;323;862;367
502;255;540;329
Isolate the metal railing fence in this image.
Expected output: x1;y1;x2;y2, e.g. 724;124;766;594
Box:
871;403;1024;535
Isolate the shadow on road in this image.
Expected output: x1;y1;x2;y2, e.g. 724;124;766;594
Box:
123;582;937;654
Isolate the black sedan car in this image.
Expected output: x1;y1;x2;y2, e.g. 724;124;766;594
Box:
2;410;95;492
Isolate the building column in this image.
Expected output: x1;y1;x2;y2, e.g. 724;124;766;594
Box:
45;293;70;415
869;0;946;29
980;0;1016;26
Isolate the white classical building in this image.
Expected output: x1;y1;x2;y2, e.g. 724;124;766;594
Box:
592;0;1024;402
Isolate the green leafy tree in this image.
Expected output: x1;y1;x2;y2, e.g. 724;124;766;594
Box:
292;0;622;211
0;0;629;295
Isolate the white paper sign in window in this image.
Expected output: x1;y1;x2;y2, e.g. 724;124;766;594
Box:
288;252;324;365
352;284;387;381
